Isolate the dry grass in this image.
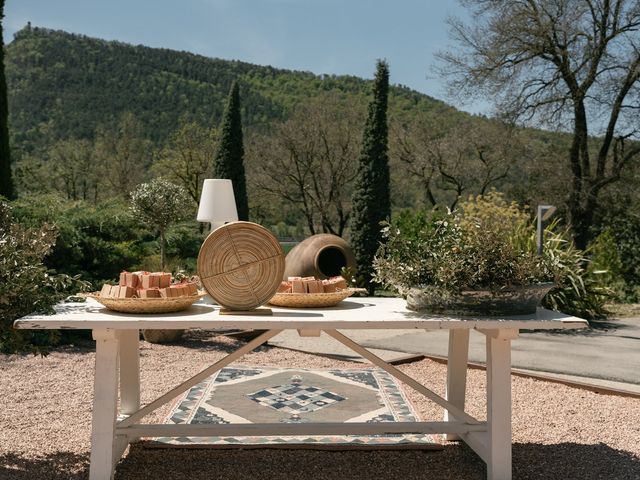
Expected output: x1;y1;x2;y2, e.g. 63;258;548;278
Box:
1;331;639;480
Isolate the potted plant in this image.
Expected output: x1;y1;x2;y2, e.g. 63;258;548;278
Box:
373;193;558;316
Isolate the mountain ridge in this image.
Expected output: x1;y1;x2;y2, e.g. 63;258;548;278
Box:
6;24;458;154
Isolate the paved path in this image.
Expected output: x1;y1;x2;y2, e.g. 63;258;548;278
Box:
268;316;640;389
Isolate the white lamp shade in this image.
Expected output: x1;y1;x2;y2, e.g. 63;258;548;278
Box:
197;179;238;227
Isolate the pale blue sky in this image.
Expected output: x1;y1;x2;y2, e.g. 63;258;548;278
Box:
4;0;485;113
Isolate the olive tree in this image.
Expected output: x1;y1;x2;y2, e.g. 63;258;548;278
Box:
437;0;640;248
130;179;189;269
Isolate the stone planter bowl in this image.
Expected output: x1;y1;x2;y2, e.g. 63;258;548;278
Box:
406;283;555;316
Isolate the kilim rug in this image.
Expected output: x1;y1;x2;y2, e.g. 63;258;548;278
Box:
148;366;442;450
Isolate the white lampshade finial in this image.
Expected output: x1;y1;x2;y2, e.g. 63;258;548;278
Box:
197;179;238;229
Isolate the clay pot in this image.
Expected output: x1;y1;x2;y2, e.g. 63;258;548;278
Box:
283;234;356;280
142;329;185;343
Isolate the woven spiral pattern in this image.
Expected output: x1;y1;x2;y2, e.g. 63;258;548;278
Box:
197;221;285;310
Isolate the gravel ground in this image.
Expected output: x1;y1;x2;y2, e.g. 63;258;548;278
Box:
1;331;639;480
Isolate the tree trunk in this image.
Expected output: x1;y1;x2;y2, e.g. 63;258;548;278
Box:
160;230;166;271
567;101;592;250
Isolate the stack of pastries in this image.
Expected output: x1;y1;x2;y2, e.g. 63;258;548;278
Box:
277;275;348;294
100;271;198;299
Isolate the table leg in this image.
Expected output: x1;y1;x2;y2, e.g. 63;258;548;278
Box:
444;329;470;441
118;330;140;415
486;333;513;480
90;329;119;480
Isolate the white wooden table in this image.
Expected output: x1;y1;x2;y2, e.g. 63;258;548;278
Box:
15;297;588;480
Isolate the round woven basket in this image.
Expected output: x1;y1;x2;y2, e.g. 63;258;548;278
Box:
268;289;357;308
89;293;206;314
197;221;285;310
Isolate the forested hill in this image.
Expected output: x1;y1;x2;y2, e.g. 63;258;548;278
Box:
6;25;458;153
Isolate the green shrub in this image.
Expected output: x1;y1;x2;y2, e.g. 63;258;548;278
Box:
374;193;609;320
0;201;90;354
11;194;152;287
600;212;640;302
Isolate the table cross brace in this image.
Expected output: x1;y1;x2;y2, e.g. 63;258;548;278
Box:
118;328;282;428
324;329;480;425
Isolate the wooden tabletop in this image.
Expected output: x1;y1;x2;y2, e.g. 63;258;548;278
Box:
14;297;589;331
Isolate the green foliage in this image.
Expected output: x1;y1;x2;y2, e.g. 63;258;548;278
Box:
589;228;626;301
538;230;611;320
374;193;609;319
215;81;249;220
350;60;391;294
130;179;190;269
600;212;640;302
11;194;151;287
376;193;549;292
0;200;90;354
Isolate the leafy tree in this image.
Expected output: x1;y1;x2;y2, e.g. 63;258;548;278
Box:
350;60;391;294
130;179;189;270
250;95;363;236
437;0;640;249
153;118;218;207
214;81;249;220
0;0;12;199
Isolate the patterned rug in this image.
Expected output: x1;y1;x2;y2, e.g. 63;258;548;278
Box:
148;366;442;450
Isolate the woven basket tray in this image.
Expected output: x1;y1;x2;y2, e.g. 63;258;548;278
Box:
89;292;207;314
268;288;360;308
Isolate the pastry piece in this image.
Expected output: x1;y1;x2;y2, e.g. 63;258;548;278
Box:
302;278;316;293
288;276;301;282
184;282;198;295
306;280;324;293
169;284;188;297
277;281;292;293
125;272;139;288
110;286;120;298
119;286;136;298
119;272;127;286
158;273;171;288
329;276;348;290
322;279;337;293
159;287;170;299
139;288;161;298
140;273;160;289
100;284;112;297
291;279;305;293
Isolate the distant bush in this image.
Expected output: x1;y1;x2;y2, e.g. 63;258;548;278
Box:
0;200;90;354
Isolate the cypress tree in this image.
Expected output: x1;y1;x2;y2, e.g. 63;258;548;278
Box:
350;60;391;295
0;0;13;199
214;81;248;220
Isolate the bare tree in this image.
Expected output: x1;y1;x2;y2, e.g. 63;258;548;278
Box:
249;96;364;236
49;138;99;202
153;119;218;208
391;115;520;209
437;0;640;248
94;112;152;198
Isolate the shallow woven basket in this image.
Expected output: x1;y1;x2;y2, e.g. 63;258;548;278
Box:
197;221;285;311
89;293;207;314
268;288;358;308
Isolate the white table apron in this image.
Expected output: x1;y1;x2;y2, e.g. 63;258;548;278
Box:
14;297;588;480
